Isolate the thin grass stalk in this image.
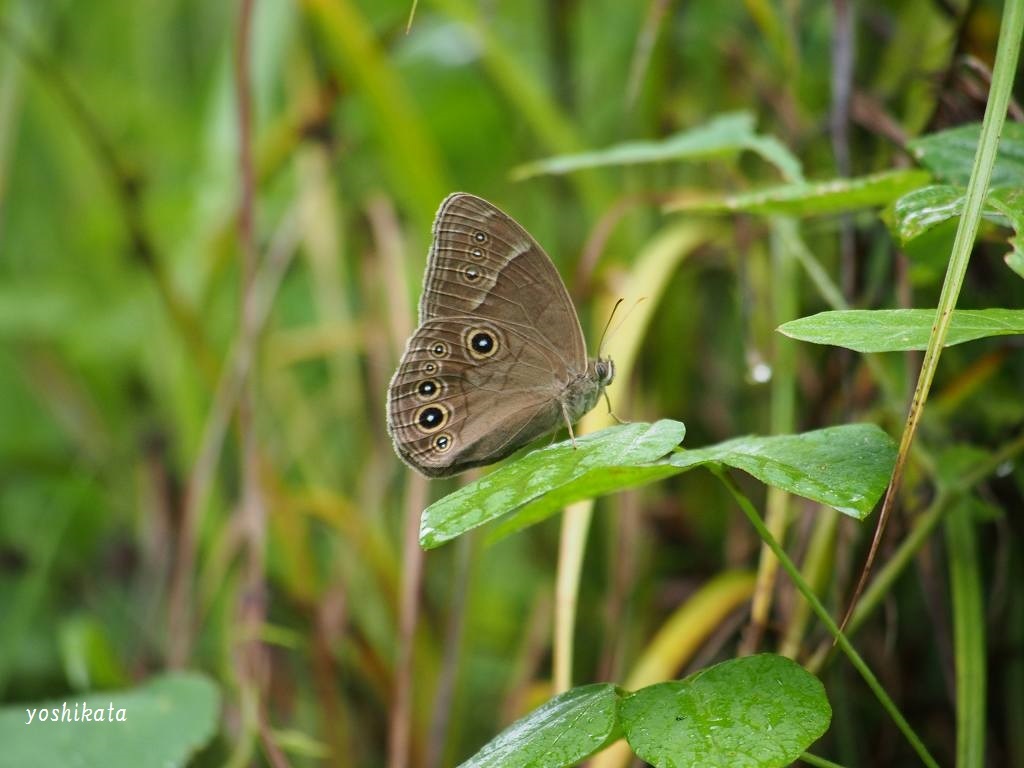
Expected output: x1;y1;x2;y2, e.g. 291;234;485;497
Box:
229;0;276;764
742;218;798;655
716;469;940;768
800;752;849;768
806;428;1024;674
1007;551;1024;768
552;224;714;692
300;0;449;229
590;571;757;768
944;497;986;768
425;534;474;768
172;207;301;666
388;475;429;768
779;505;838;659
427;0;608;214
554;501;590;692
842;0;1024;630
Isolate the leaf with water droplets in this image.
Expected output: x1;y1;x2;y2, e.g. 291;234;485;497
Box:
420;421;686;548
457;683;622;768
887;185;1024;276
668;424;894;519
620;655;830;768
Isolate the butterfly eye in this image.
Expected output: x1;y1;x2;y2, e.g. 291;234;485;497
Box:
464;266;481;282
433;433;453;453
430;342;449;358
416;379;441;400
472;231;488;243
466;329;498;360
415;404;449;433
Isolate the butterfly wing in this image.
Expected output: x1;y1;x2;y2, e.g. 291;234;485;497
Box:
387;193;592;476
419;193;588;374
386;318;569;476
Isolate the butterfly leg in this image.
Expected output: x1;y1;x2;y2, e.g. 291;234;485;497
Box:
560;401;578;448
603;390;628;425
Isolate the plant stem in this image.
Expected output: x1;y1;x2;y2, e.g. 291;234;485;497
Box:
800;752;849;768
945;498;986;768
742;219;798;654
807;427;1024;673
842;0;1024;631
715;468;940;768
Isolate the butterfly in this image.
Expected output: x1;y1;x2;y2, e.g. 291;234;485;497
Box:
386;193;614;477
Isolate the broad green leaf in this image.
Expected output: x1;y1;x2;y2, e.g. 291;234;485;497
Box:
0;673;219;768
512;112;803;182
620;655;830;768
664;169;929;216
458;683;622;768
907;122;1024;187
420;421;686;549
495;423;890;537
423;421;891;548
668;424;895;519
779;309;1024;352
889;185;1024;275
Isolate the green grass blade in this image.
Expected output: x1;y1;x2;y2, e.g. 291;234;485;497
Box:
945;498;986;768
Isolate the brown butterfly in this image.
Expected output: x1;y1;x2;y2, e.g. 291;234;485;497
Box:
386;193;614;476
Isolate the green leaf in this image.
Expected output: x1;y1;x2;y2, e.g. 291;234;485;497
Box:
420;421;686;549
668;425;894;519
458;683;622;768
620;655;831;768
889;185;1024;275
907;122;1024;187
665;169;929;217
889;185;971;241
779;309;1024;352
512;112;803;182
1006;247;1024;279
422;421;891;549
0;673;219;768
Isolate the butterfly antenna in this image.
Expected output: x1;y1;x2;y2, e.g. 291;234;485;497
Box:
603;296;648;353
596;298;625;358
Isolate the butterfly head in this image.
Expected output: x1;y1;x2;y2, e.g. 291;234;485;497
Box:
594;357;615;388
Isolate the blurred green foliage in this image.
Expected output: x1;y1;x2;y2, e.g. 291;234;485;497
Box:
0;1;1022;767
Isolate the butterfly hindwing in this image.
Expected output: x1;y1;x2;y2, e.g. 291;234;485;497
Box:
386;318;566;475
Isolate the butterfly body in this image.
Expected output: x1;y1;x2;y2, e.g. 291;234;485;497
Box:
386;193;613;477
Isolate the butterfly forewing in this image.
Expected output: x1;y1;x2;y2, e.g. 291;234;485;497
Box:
421;194;588;373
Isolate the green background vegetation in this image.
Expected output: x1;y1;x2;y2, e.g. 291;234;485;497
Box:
0;0;1022;766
